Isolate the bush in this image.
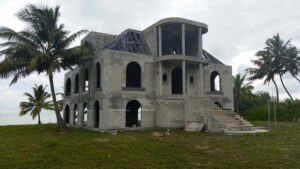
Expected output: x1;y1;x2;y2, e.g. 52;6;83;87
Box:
241;99;300;121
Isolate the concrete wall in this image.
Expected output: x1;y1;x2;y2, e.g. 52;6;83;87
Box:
203;63;234;110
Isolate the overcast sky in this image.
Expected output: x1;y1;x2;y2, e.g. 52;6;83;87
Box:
0;0;300;123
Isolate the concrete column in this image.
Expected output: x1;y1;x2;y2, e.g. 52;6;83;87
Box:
198;27;203;57
69;110;74;126
87;109;94;128
158;26;162;57
182;61;186;95
158;62;162;95
182;24;185;56
198;63;204;96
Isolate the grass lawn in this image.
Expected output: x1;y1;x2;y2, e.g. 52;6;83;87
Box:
0;122;299;169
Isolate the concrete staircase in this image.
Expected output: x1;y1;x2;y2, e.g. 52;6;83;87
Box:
206;99;255;132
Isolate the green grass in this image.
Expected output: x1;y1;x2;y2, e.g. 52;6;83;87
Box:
0;122;299;169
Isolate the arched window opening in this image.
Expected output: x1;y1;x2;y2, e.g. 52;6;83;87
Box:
94;101;100;128
65;78;71;96
83;103;88;126
96;63;101;88
126;100;141;127
126;62;141;88
163;73;167;82
74;104;78;125
210;71;221;92
64;105;70;124
190;76;194;84
83;69;89;92
75;74;79;94
171;67;183;94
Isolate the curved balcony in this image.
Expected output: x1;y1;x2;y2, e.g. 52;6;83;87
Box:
156;54;208;63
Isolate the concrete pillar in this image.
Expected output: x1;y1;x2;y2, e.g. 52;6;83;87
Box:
69;110;74;126
158;26;162;57
87;109;94;128
158;62;162;95
182;61;186;95
198;63;204;96
182;24;185;56
198;28;203;57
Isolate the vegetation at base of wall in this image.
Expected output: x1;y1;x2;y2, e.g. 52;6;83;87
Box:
241;99;300;121
0;122;300;169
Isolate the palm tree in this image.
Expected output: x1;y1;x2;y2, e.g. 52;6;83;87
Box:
20;84;52;124
233;74;254;114
0;4;93;128
247;50;280;102
264;34;294;101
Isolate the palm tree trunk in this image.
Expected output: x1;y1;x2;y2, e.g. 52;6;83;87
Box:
38;113;41;124
48;72;66;129
279;74;294;101
271;77;279;102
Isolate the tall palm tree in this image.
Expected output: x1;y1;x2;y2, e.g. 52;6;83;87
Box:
265;34;294;100
20;84;52;124
247;50;280;102
0;4;93;128
233;74;254;114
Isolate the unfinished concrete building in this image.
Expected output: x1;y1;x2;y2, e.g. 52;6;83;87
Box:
63;18;255;133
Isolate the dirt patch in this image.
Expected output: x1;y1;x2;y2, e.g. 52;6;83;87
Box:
151;130;172;137
93;138;109;142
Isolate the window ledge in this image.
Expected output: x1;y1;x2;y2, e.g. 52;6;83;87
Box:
122;87;145;91
207;91;224;95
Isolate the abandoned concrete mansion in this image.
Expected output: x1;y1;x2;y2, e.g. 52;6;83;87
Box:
63;18;254;133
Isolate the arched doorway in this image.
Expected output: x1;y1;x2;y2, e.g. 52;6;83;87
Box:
83;103;88;126
94;101;100;128
74;104;78;125
171;67;183;94
64;105;70;124
126;100;141;127
126;62;141;88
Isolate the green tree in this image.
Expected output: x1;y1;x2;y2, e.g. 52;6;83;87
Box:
20;84;52;124
0;4;92;128
233;74;254;114
264;34;295;101
247;50;280;102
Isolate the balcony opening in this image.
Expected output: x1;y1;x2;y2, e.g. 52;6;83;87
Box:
185;25;199;56
161;23;182;56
